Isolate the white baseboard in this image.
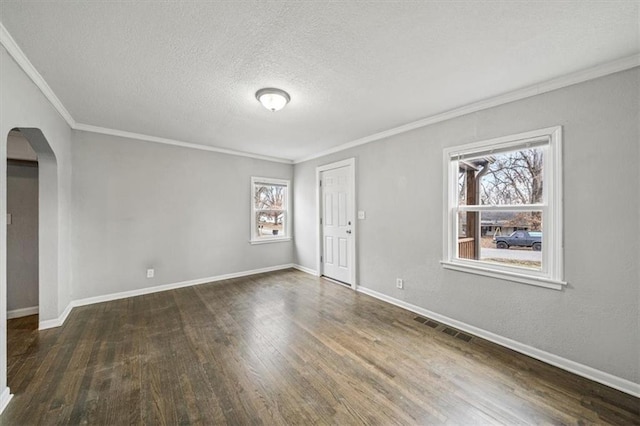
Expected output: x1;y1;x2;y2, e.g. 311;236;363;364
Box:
7;306;38;319
356;285;640;398
33;266;639;397
293;264;318;276
0;387;13;415
39;303;73;330
38;264;295;330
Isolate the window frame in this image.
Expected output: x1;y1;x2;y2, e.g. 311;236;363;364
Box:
250;176;292;245
441;126;566;290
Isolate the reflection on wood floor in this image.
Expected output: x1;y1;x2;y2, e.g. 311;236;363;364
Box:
3;269;639;424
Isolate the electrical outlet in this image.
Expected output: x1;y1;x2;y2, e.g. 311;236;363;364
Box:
146;268;154;278
358;210;366;220
396;278;403;289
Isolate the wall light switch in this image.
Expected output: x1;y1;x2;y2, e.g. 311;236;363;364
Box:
6;214;11;225
146;268;155;278
358;210;366;220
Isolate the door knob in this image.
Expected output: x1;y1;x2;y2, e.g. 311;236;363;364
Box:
346;229;352;234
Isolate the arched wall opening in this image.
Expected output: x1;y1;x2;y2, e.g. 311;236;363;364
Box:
5;128;58;327
6;131;39;319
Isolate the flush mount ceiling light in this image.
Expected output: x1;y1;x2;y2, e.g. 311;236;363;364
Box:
255;88;291;112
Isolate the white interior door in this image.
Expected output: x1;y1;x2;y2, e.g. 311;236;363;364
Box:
321;165;354;285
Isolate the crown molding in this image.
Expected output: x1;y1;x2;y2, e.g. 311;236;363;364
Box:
73;123;293;164
0;21;292;164
293;54;640;164
0;22;76;128
2;21;637;166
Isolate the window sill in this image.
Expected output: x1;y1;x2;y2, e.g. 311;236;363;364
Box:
440;260;567;290
249;237;292;245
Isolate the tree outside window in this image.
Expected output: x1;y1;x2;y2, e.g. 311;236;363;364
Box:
251;177;291;242
458;147;544;270
443;126;564;290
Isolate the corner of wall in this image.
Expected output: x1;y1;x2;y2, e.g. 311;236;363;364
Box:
0;387;12;414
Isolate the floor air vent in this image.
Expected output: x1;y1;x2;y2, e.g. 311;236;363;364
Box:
442;327;457;336
413;317;473;342
425;320;439;328
443;327;473;342
414;316;439;328
455;333;473;342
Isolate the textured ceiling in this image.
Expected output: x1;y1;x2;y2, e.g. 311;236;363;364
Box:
0;2;638;161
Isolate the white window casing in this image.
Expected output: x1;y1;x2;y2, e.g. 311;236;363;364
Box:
250;176;292;244
441;126;566;290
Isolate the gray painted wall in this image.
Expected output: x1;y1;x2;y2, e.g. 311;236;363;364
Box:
1;45;73;400
1;34;637;401
70;130;294;299
7;163;38;312
294;68;640;384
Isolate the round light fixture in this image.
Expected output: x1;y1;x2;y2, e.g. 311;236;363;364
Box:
255;88;290;112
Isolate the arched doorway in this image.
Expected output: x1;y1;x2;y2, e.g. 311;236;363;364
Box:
15;128;59;326
6;130;39;319
4;128;58;402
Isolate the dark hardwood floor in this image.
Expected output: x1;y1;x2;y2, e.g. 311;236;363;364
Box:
2;269;638;424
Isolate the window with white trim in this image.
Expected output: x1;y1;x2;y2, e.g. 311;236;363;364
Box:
442;126;565;290
250;177;291;244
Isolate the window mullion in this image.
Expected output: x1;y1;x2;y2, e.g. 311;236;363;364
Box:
443;125;563;289
251;176;290;243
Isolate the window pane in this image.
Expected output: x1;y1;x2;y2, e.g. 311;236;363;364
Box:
457;211;542;270
255;211;285;237
458;147;544;206
254;184;287;210
458;171;466;205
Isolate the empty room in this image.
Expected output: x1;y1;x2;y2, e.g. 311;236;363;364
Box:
0;1;639;424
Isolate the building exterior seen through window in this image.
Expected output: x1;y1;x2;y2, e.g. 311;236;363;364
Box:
443;126;564;289
251;177;291;243
457;145;544;270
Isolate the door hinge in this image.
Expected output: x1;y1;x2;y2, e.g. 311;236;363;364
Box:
320;218;322;225
320;255;323;262
319;180;322;187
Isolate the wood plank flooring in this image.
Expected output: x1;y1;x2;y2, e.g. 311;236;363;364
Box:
2;269;639;425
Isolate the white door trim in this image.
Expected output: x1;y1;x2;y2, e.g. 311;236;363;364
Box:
316;158;357;290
